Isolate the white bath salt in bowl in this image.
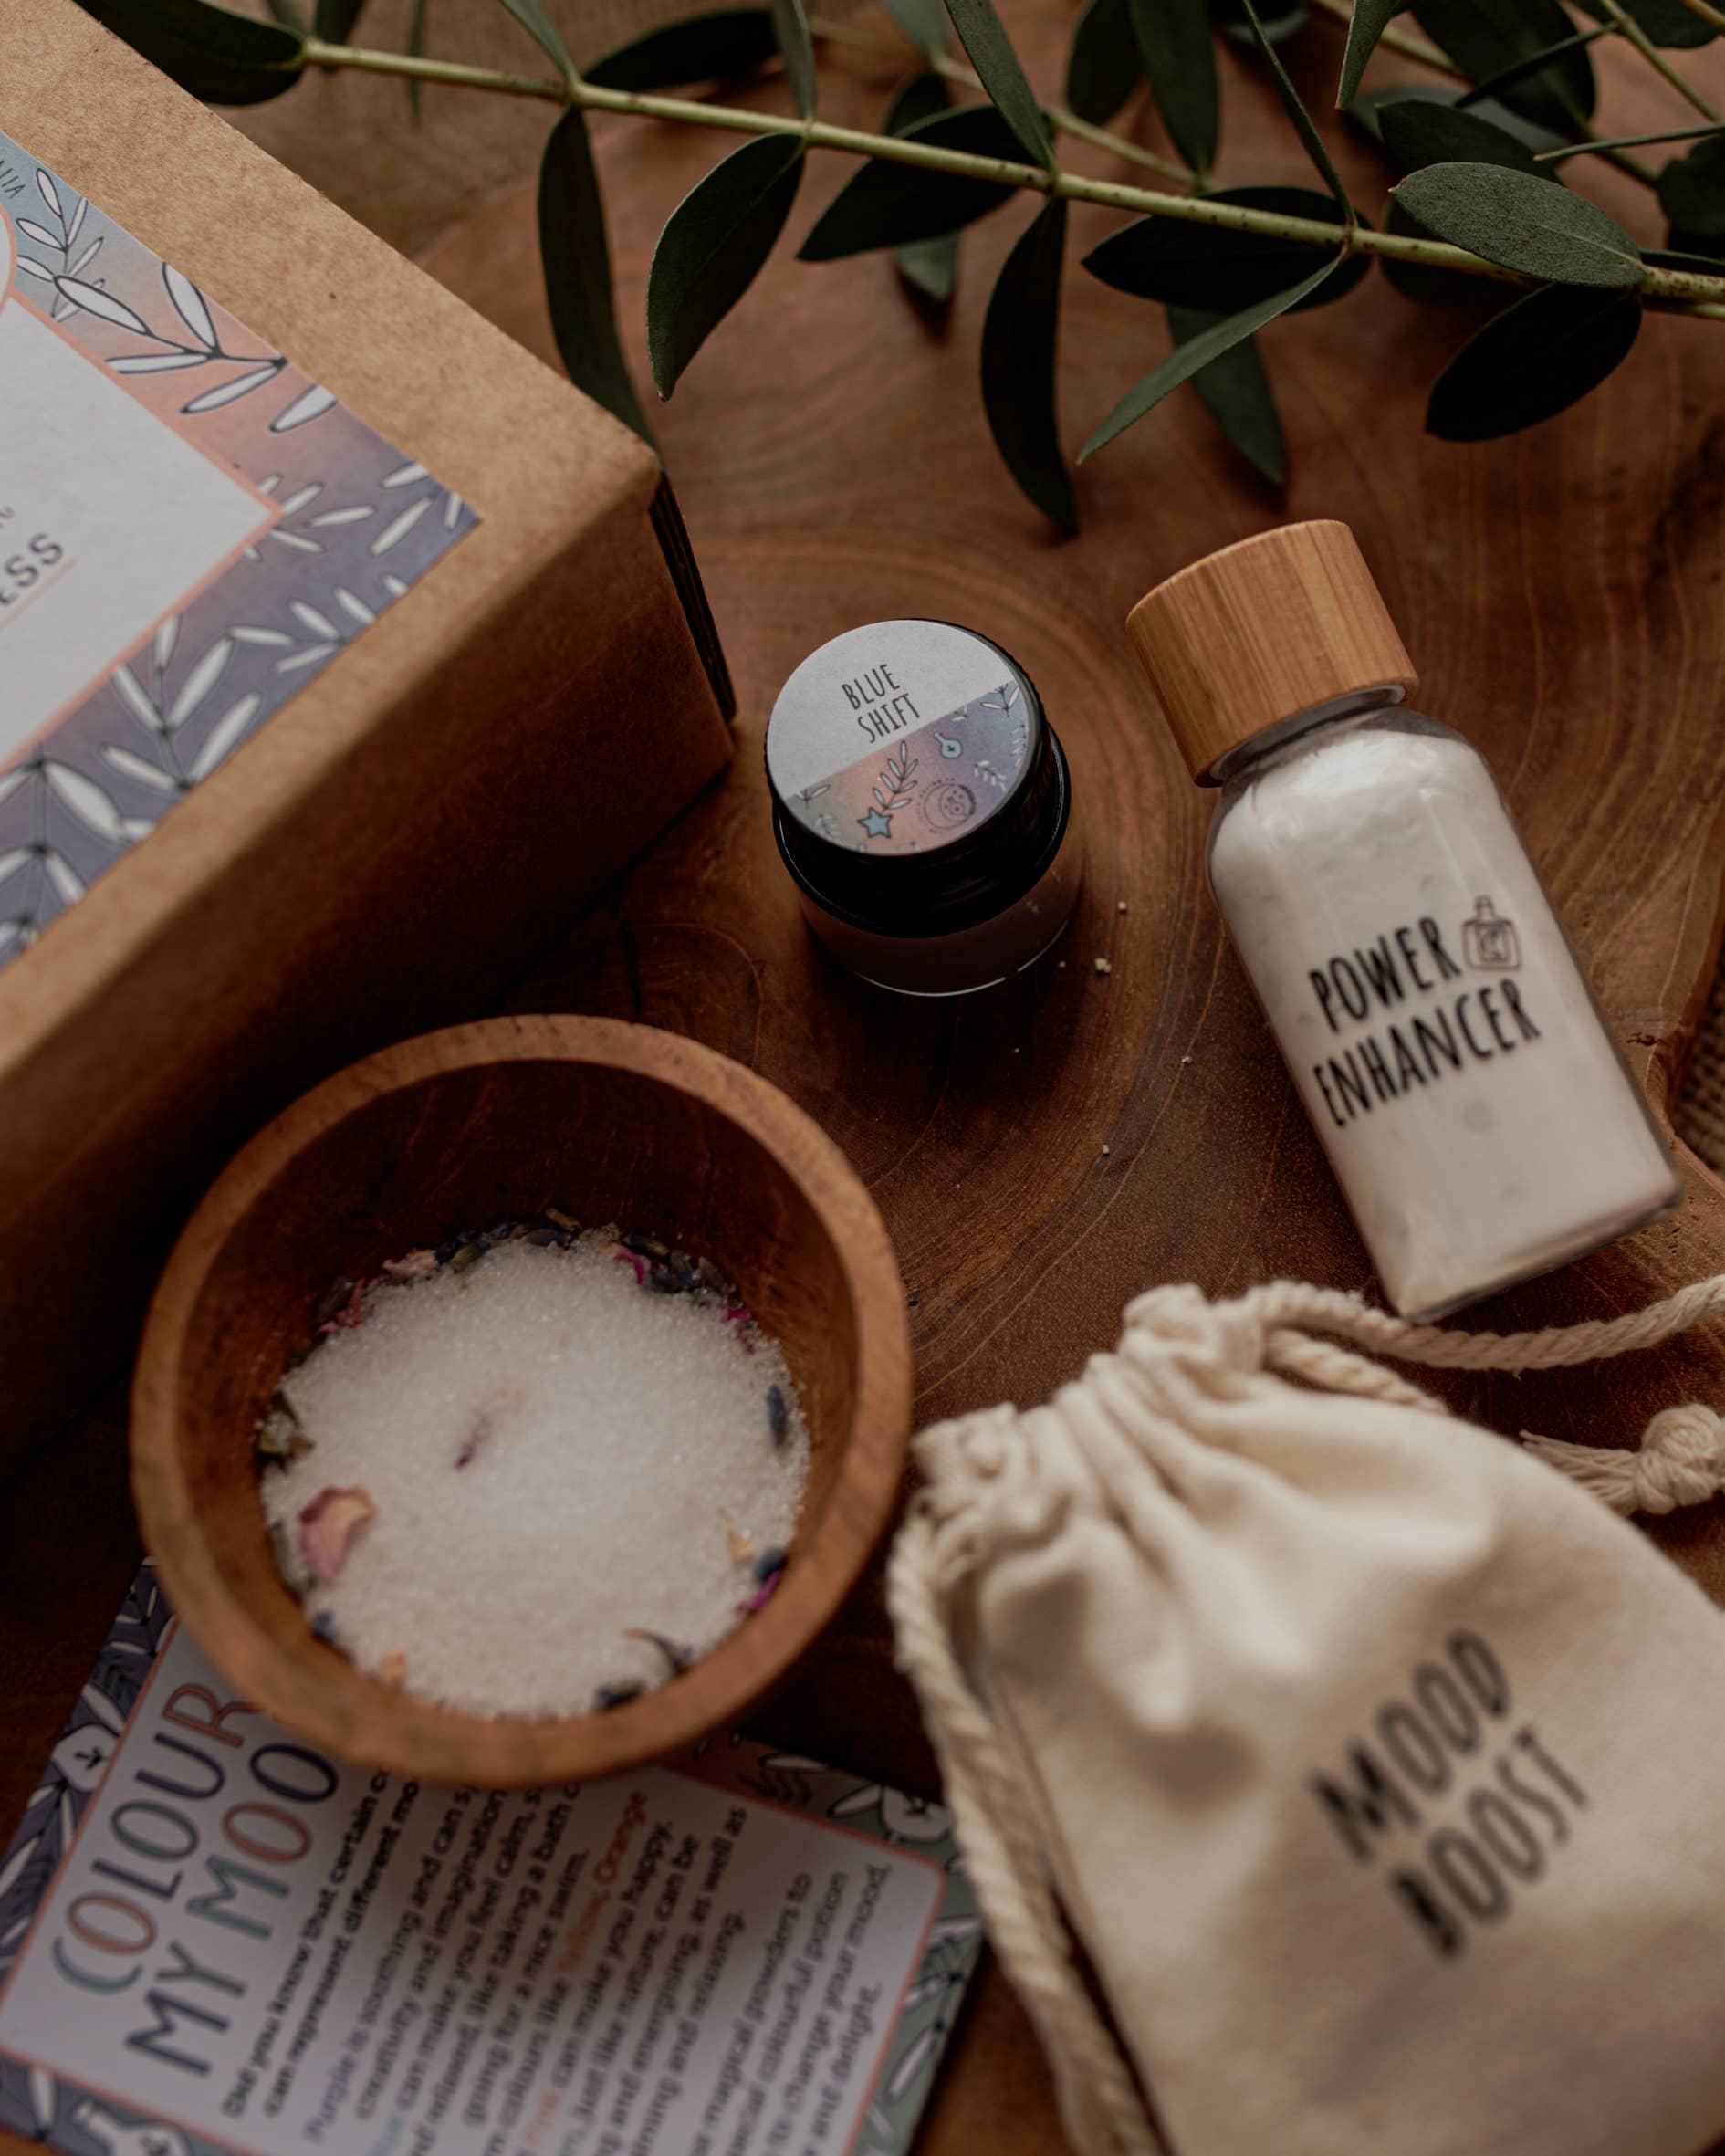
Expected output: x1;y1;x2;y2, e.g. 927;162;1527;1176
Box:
257;1223;810;1718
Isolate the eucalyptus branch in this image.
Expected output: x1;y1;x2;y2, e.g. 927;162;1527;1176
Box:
1539;120;1725;161
806;12;1196;183
298;36;1725;313
1593;0;1723;121
1677;0;1725;31
1303;0;1462;78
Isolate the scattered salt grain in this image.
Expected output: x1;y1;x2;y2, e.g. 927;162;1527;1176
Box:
261;1232;810;1719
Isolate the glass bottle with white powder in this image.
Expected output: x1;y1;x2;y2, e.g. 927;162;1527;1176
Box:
1128;519;1681;1319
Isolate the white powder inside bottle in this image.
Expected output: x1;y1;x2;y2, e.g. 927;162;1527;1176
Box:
1207;709;1678;1317
260;1234;810;1719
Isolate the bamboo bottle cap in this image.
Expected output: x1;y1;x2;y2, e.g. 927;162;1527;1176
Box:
1126;520;1418;782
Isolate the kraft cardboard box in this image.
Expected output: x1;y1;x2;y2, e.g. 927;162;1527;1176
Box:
0;0;735;1463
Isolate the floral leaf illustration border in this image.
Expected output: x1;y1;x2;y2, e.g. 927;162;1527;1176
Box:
0;129;477;969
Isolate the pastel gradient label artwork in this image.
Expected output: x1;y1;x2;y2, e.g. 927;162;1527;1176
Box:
0;129;478;968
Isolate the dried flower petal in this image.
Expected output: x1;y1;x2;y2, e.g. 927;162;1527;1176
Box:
256;1404;314;1467
722;1510;756;1565
298;1486;375;1583
623;1627;693;1676
378;1650;408;1687
382;1249;438;1282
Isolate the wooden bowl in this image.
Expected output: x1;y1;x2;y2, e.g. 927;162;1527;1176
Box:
131;1015;912;1786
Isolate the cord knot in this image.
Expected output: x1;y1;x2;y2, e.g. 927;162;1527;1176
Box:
1523;1403;1725;1516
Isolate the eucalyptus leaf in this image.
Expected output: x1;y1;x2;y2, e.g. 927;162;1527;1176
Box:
538;107;653;444
894;235;960;298
982;200;1074;529
942;0;1056;168
883;0;948;56
886;68;952;132
1394;162;1643;287
1426;282;1640;438
1129;0;1218;176
1065;0;1141;127
262;0;306;23
1379;98;1549;177
800;102;1023;257
1454;26;1607;111
313;0;364;37
587;10;778;89
77;0;306;102
647;134;804;395
1084;185;1368;309
1337;0;1406;109
1167;304;1285;485
1657;137;1725;240
1645;243;1725;270
1081;253;1343;459
885;73;960;300
499;0;575;80
1575;0;1713;47
1347;81;1566;154
1239;0;1346;206
1411;0;1594;129
1383;197;1495;305
771;0;818;117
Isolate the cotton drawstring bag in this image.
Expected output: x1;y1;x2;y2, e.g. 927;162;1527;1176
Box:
888;1275;1725;2156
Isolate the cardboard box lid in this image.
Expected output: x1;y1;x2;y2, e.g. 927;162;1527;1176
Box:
0;0;680;1058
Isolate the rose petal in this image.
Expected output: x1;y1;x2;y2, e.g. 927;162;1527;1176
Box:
298;1487;375;1582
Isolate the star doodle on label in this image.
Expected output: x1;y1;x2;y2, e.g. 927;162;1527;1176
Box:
859;807;894;839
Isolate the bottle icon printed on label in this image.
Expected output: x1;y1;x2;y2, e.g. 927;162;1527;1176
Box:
1462;897;1521;971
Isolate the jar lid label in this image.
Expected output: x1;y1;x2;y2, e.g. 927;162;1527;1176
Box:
768;620;1035;855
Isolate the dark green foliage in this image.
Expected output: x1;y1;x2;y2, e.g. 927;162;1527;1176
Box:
1658;136;1725;240
1082;255;1345;459
799;104;1025;258
1395;162;1643;286
982;200;1075;528
942;0;1057;167
538;108;653;443
1378;97;1551;177
76;0;304;103
1426;283;1642;436
586;10;778;89
1337;0;1406;108
646;135;805;395
884;74;961;301
1167;305;1286;484
1084;186;1368;310
1065;0;1141;126
1130;0;1218;175
1411;0;1595;129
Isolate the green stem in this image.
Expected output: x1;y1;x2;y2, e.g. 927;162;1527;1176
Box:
807;13;1196;183
1540;120;1725;159
1675;0;1725;29
1454;20;1613;109
296;37;1725;312
1594;0;1723;121
1302;0;1656;189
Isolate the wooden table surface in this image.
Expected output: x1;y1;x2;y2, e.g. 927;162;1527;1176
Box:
8;9;1725;2153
